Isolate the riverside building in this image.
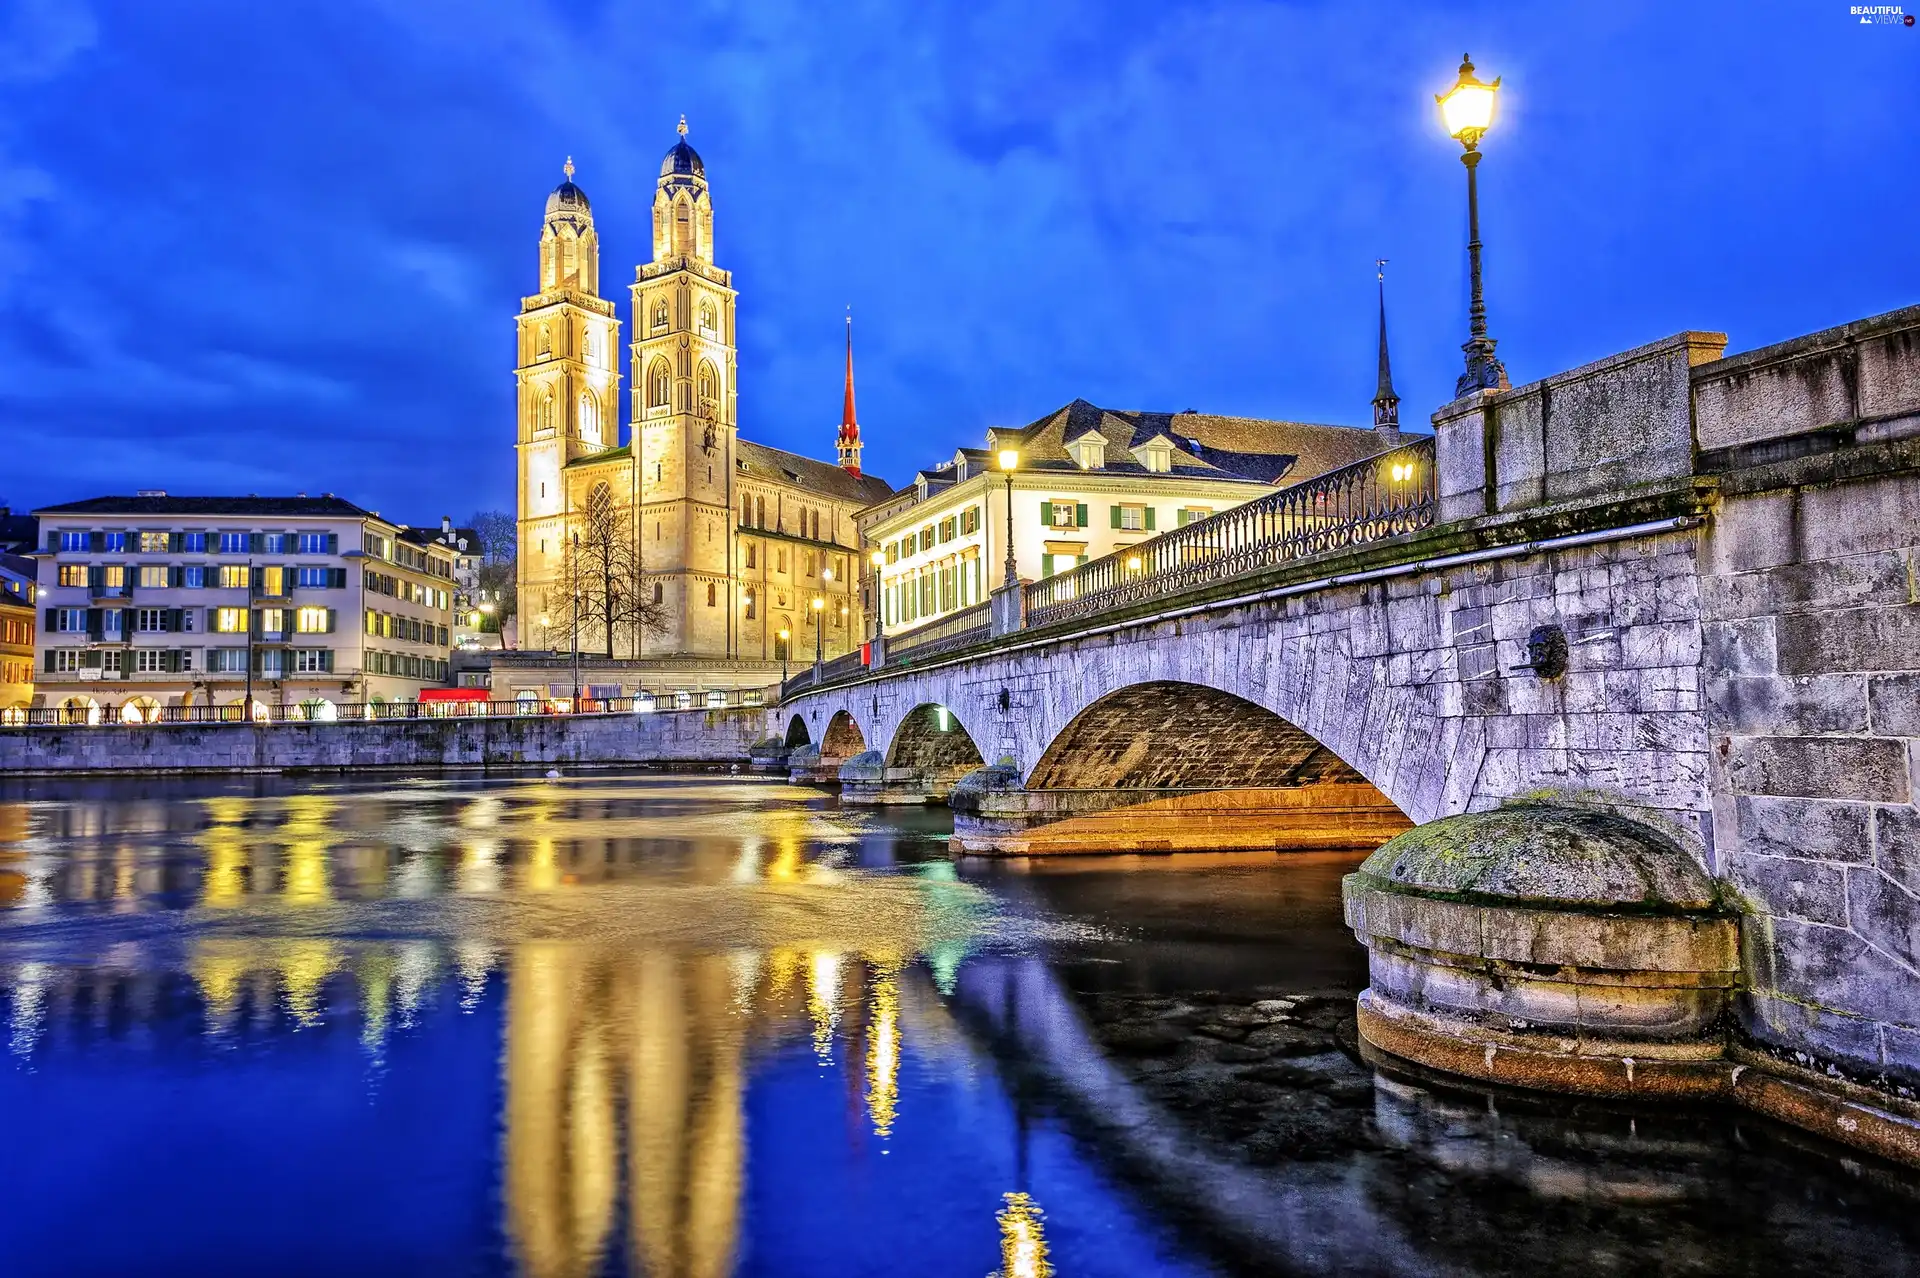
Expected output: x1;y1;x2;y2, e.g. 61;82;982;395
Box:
865;399;1405;639
30;494;454;722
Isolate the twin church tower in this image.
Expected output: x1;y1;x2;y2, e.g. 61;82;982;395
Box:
515;121;891;667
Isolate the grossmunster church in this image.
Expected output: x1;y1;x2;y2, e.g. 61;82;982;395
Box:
513;121;891;694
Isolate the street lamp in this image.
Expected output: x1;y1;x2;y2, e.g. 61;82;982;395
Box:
570;530;581;709
998;448;1020;589
778;626;791;685
1438;53;1508;397
810;595;825;682
869;548;886;642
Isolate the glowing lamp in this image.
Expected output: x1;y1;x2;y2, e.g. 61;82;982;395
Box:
997;448;1019;472
870;549;885;568
1437;53;1499;145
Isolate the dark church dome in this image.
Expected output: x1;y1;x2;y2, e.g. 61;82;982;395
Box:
661;138;704;179
545;180;590;216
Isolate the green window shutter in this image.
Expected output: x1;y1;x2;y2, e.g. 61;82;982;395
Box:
87;565;103;592
1076;503;1088;527
43;608;55;629
326;608;336;633
89;531;104;552
86;608;101;639
43;649;55;673
1076;554;1088;566
1038;499;1050;524
168;566;182;588
1144;507;1156;531
1176;510;1189;527
1109;505;1121;529
167;608;182;633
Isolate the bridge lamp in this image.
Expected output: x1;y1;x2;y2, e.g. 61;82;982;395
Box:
869;548;887;642
778;627;791;683
1437;53;1509;396
811;595;826;675
1389;461;1415;484
998;448;1020;589
935;706;950;733
1125;554;1143;575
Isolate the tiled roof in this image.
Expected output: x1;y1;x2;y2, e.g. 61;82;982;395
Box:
736;440;894;505
994;398;1402;485
399;525;481;552
33;494;376;518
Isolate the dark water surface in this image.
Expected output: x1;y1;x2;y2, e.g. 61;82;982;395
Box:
1;772;1916;1277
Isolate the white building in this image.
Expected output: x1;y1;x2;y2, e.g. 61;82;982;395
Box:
864;399;1404;637
31;494;455;722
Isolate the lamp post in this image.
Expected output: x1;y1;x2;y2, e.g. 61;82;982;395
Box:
1437;53;1509;397
998;448;1020;589
569;530;581;711
778;627;791;686
869;548;886;643
810;596;825;682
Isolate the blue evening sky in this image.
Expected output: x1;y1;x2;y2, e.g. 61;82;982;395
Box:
1;1;1914;522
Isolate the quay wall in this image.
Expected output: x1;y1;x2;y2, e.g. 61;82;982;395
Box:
0;707;775;775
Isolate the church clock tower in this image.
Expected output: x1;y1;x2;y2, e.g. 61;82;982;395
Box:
515;160;622;634
630;118;739;655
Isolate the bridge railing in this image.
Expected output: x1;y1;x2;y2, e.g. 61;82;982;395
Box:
1024;437;1436;630
885;601;993;662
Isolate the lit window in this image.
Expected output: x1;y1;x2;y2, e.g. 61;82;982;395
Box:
139;532;169;552
139;565;169;588
295;607;330;633
1050;502;1078;529
214;608;247;633
102;565;125;589
260;609;285;635
219;565;249;589
58;565;86;587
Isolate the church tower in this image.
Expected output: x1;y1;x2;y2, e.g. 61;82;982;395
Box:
629;119;739;655
837;313;863;476
516;160;622;630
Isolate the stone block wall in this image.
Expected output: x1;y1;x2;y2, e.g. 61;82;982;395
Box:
1695;303;1920;1085
0;707;772;775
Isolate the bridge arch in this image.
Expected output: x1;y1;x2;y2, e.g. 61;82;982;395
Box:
782;714;810;748
821;710;867;762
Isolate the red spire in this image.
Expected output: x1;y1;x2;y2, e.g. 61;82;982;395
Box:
837;310;862;476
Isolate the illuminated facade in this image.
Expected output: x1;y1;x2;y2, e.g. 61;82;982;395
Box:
0;556;33;714
29;494;454;720
515;127;893;685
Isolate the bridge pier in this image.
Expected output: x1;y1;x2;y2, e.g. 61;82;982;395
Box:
951;768;1411;856
839;750;976;805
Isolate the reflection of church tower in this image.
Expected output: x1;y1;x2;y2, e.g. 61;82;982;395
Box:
517;161;624;626
630;118;740;656
504;947;745;1278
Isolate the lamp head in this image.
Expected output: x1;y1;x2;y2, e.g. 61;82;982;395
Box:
1125;555;1142;572
811;597;824;611
779;627;790;641
1437;53;1500;147
997;448;1019;472
822;567;833;581
870;549;885;568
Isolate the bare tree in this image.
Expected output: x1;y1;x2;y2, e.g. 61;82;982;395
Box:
554;484;667;658
466;508;519;636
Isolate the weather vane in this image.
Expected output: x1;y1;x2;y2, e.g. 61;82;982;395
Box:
563;156;574;181
677;114;688;136
1376;257;1388;280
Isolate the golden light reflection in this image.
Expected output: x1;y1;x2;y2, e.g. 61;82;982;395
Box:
996;1193;1053;1278
865;961;901;1138
525;837;561;892
807;951;841;1063
191;945;252;1031
279;940;342;1026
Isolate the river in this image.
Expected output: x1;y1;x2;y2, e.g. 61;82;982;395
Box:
0;771;1915;1276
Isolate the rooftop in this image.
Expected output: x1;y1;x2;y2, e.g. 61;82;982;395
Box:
34;494;377;519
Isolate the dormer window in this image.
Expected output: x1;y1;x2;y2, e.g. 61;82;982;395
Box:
1136;439;1173;473
1072;434;1107;470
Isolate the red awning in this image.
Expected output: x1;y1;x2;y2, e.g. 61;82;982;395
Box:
418;688;491;703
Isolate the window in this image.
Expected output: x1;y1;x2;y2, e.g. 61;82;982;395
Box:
745;542;757;569
263;534;288;555
219;565;248;589
696;361;718;415
139;532;169;552
939;517;956;543
296;533;331;554
59;531;88;552
1116;505;1146;532
652;583;663;604
293;649;333;674
1049;501;1080;529
58;565;86;587
706;583;717;607
295;566;330;588
135;608;166;633
102;609;124;637
579;391;601;440
53;609;87;633
102;565;125;590
648;357;671;408
183;565;206;588
258;649;287;678
803;551;816;578
208;648;247;673
215;608;247;633
699;300;715;333
102;532;127;552
135;649;166;673
777;548;788;574
744;590;756;620
53;649;81;672
1176;507;1213;527
295;606;330;633
919;527;934;552
138;565;169;588
219;532;247;554
100;649;124;675
182;532;207;554
961;507;980;535
652;298;669;329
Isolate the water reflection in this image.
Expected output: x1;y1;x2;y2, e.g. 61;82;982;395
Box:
2;775;1919;1278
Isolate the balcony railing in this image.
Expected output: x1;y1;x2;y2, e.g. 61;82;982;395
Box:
1024;437;1436;630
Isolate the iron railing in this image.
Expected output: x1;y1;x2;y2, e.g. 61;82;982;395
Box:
884;601;993;662
1;691;771;729
1024;437;1436;630
779;649;867;701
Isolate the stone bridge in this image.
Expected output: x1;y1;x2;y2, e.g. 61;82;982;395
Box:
781;304;1920;1134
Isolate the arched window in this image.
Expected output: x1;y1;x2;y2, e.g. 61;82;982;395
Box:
652;582;663;604
578;391;601;442
583;329;597;365
755;495;765;528
536;391;555;435
774;623;790;661
698;300;715;334
537;323;551;357
744;589;756;620
648;358;671;409
706;582;717;607
652;298;669;329
673;198;692;255
696;361;718;417
587;481;613;529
